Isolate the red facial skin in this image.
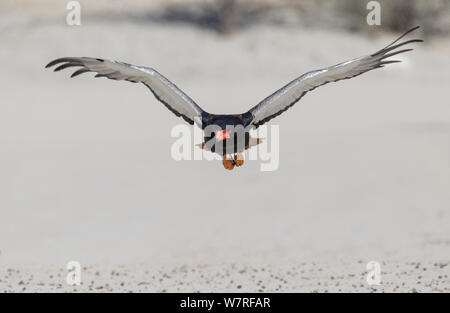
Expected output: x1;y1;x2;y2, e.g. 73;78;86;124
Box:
215;129;230;141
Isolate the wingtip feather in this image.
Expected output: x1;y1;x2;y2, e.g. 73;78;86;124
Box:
45;57;82;69
70;68;90;78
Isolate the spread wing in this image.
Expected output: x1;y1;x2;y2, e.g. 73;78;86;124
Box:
46;57;206;126
246;26;423;128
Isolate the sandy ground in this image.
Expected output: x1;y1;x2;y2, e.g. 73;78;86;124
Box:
0;3;449;292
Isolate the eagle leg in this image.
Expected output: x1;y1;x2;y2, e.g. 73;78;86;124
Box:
234;153;244;167
222;155;235;170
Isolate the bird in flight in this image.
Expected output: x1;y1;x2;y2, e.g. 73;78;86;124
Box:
46;26;422;170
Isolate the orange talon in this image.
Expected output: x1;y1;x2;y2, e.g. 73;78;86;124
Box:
222;155;235;170
234;153;244;167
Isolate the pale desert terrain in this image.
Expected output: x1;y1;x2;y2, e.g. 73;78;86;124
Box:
0;1;449;292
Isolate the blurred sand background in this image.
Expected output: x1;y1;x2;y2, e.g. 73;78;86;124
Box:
0;0;449;292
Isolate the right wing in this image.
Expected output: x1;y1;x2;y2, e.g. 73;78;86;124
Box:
245;26;423;128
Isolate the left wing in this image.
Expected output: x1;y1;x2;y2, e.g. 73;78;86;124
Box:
245;26;423;128
46;57;208;127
